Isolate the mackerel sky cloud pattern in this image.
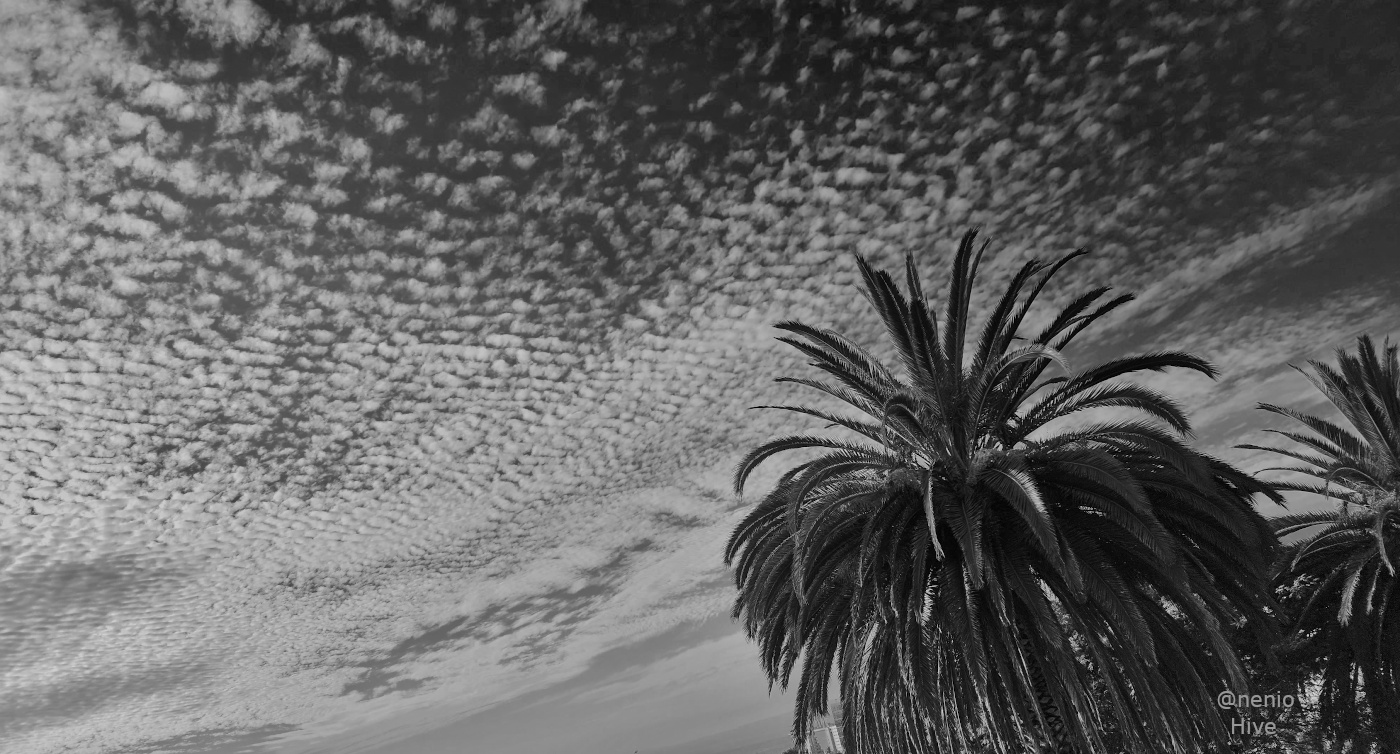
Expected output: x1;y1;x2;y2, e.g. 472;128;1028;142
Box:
1;1;1398;752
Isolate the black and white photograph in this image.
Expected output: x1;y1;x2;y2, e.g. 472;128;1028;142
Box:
1;1;1398;752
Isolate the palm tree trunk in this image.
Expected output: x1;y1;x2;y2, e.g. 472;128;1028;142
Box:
1018;629;1078;754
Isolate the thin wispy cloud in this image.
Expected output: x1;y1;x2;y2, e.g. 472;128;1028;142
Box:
1;0;1397;752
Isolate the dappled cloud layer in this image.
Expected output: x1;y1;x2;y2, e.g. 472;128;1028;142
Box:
1;0;1398;751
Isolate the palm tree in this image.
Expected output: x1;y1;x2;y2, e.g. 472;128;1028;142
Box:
1241;335;1400;751
724;230;1281;754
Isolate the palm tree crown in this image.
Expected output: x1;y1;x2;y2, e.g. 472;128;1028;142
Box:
1242;335;1400;751
725;230;1280;754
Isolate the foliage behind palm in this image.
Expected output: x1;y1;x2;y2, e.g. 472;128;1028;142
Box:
1242;335;1400;751
725;231;1281;754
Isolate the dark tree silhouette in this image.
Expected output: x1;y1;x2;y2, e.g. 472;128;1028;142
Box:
726;230;1281;754
1244;335;1400;752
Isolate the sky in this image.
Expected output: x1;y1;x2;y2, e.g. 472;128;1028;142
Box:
0;1;1398;753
